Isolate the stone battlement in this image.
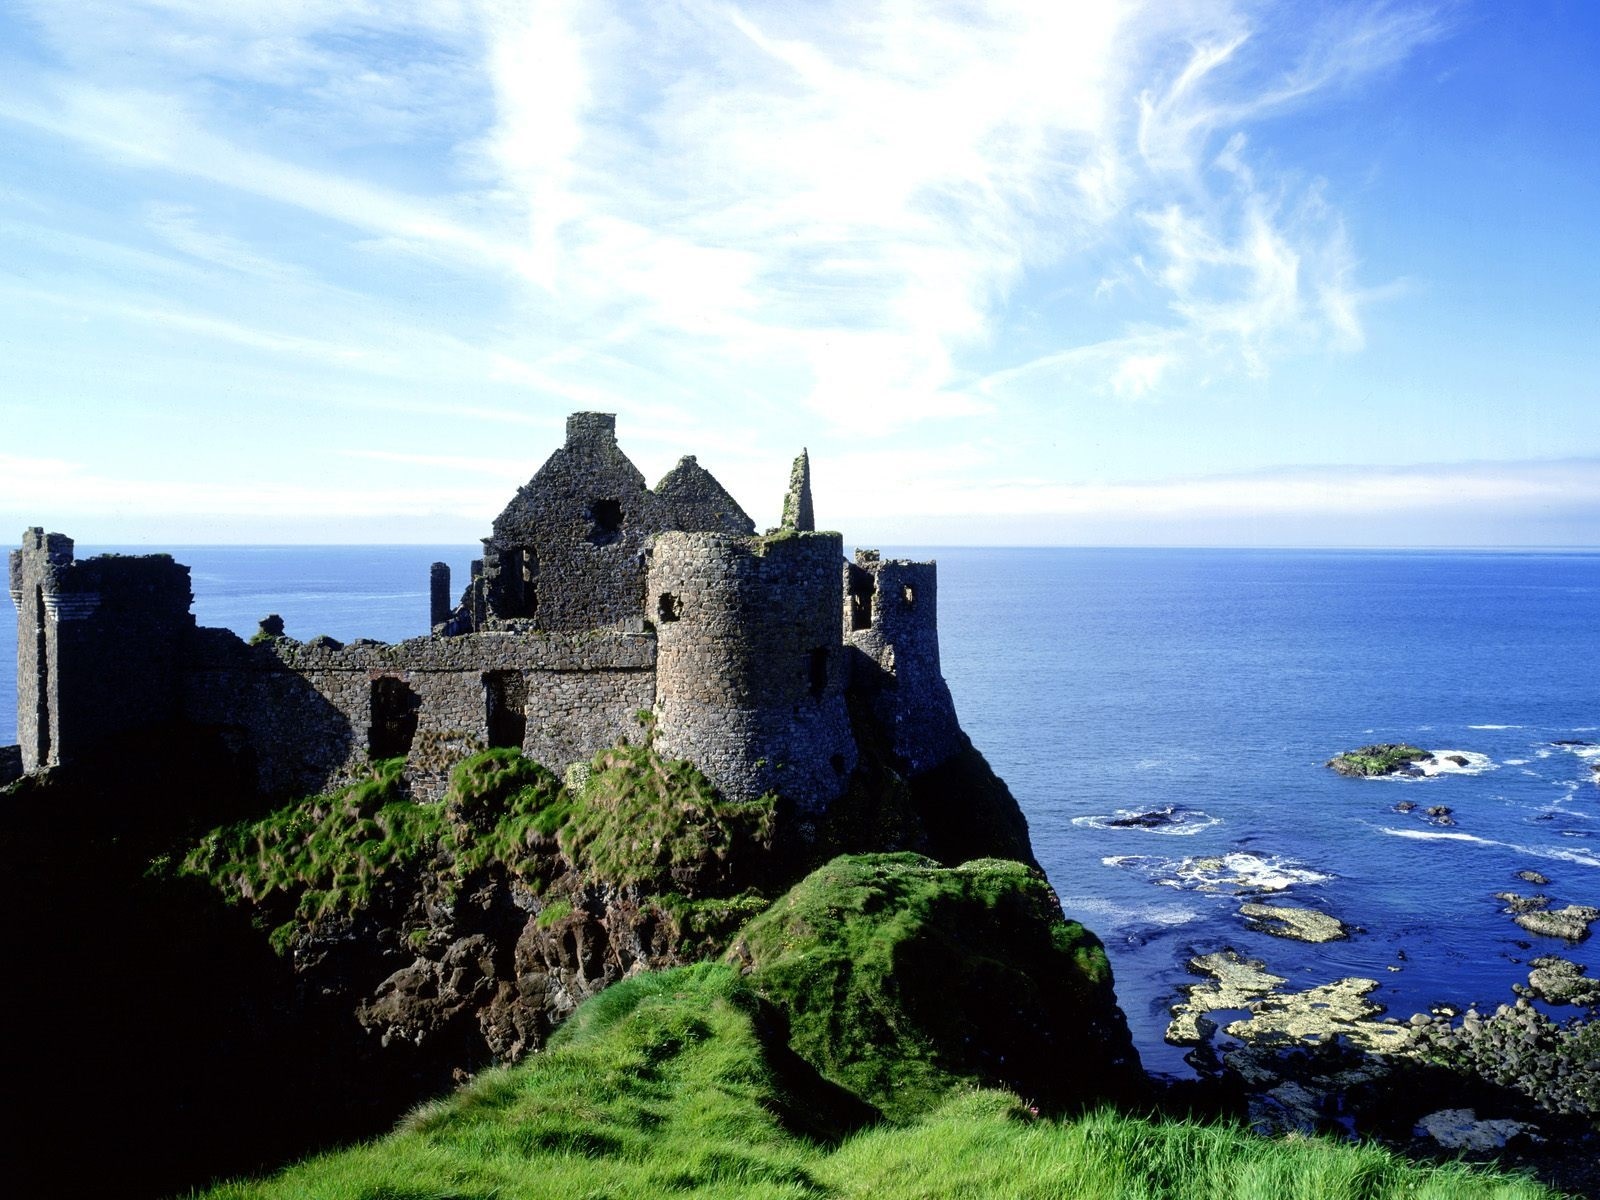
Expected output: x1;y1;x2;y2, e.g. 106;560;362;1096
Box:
8;416;966;811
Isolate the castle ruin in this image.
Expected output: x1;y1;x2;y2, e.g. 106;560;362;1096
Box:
5;413;963;809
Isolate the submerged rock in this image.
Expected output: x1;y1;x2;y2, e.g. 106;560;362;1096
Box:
1238;902;1349;943
1105;806;1184;829
1516;869;1552;886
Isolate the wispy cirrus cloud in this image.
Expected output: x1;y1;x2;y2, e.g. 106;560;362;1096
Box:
0;0;1461;539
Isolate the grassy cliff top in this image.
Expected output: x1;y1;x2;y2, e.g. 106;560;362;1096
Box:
199;959;1561;1200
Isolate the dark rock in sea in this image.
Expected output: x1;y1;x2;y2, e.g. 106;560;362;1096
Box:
1106;806;1181;829
1516;869;1551;886
1551;739;1595;747
1425;805;1455;826
1394;800;1418;813
1326;744;1432;778
1444;754;1471;767
1516;956;1600;1008
1496;892;1551;915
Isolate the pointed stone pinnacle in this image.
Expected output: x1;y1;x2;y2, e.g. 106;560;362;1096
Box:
781;448;815;531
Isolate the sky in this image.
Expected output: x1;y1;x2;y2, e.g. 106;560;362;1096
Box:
0;0;1596;547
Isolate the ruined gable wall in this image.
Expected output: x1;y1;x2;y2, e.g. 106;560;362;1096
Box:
653;456;757;535
647;530;857;811
485;412;669;631
845;552;963;776
182;629;656;800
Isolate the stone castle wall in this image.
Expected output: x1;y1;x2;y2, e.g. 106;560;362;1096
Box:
647;530;857;811
183;628;656;799
9;530;194;773
846;551;963;775
7;413;970;817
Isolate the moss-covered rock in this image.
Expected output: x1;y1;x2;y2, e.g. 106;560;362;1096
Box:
1327;744;1431;777
727;852;1144;1121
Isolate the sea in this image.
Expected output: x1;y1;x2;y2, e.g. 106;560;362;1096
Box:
3;545;1597;1077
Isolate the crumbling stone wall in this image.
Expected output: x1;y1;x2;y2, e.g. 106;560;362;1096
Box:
9;413;970;821
845;550;963;775
654;455;757;536
468;414;755;634
183;628;656;799
482;413;664;631
648;530;857;811
9;530;193;772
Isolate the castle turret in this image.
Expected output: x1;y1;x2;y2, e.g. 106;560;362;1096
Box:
844;549;963;775
647;530;856;810
10;528;194;773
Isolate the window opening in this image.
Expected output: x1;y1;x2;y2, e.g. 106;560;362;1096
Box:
847;566;875;631
369;676;420;759
808;647;828;698
588;498;624;545
484;670;528;750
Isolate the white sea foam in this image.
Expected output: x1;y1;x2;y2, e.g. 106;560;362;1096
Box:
1375;826;1600;868
1469;724;1522;730
1504;759;1529;766
1410;750;1495;777
1072;805;1222;836
1102;851;1332;893
1058;895;1202;928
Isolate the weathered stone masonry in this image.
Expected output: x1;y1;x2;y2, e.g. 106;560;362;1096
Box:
8;414;967;812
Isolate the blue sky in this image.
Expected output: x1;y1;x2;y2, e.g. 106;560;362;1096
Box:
0;0;1595;546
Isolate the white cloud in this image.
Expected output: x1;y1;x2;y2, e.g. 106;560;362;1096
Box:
829;457;1600;523
0;0;1457;515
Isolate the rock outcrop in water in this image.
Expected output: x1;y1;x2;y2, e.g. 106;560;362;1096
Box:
1326;744;1431;777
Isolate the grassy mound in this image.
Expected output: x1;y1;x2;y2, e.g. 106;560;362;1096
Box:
182;743;777;931
729;852;1143;1121
1327;744;1430;777
198;961;1562;1200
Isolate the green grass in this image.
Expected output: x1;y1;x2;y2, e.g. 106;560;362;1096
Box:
731;853;1136;1122
558;742;776;891
181;757;449;921
181;744;777;930
1327;744;1431;776
194;963;1563;1200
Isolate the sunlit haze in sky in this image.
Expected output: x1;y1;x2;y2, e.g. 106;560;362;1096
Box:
1;1;1596;546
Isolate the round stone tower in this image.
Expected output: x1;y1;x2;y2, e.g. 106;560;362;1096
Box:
646;530;857;812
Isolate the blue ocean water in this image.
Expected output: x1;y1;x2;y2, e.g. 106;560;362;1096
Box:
3;545;1597;1075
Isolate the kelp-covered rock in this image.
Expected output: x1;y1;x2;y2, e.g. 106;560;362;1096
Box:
727;853;1144;1120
